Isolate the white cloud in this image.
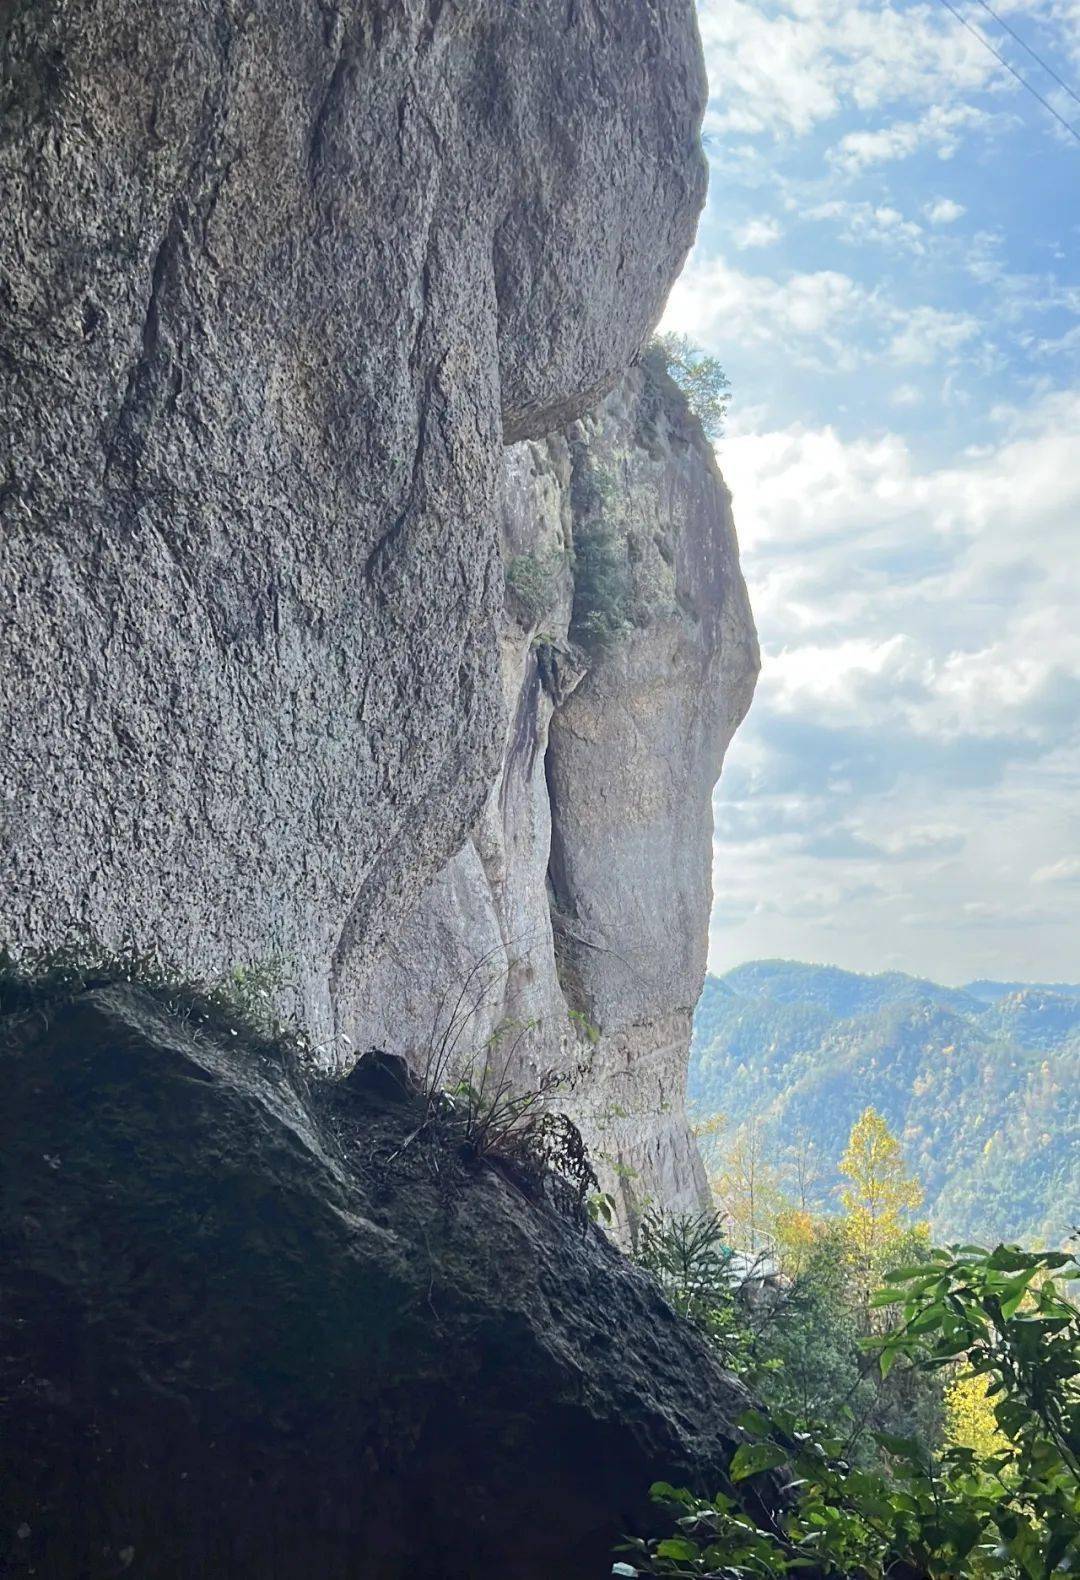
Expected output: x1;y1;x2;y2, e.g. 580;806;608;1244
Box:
828;104;992;173
925;197;967;225
888;305;981;365
763;635;926;720
662;256;986;377
709;391;1080;980
1033;856;1080;884
696;0;1000;140
734;216;784;249
877;824;967;859
805;199;927;254
890;384;923;407
662;257;870;372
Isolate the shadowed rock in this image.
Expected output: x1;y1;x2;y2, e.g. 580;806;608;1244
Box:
0;983;777;1579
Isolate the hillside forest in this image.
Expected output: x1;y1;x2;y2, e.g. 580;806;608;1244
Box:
688;960;1080;1248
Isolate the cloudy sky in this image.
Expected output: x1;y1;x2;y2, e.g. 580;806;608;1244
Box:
665;0;1080;986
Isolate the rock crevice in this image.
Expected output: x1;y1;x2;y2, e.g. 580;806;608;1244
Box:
345;361;759;1212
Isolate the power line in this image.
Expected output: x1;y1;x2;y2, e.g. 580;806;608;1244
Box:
932;0;1080;146
969;0;1080;113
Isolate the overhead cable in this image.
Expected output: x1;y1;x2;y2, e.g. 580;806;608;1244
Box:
969;0;1080;113
932;0;1080;146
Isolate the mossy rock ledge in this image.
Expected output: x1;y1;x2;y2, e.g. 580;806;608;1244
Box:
0;982;777;1579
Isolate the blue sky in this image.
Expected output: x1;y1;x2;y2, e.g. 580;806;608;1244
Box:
664;0;1080;985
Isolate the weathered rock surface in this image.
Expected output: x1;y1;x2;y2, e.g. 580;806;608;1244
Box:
0;0;707;1038
345;362;759;1215
0;982;773;1579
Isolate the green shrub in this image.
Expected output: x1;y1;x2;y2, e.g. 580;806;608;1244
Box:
634;1209;754;1370
402;961;602;1221
570;519;633;650
617;1242;1080;1580
505;547;567;626
646;332;731;439
566;452;633;651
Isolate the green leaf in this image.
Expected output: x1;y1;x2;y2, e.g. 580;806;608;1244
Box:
999;1278;1034;1319
655;1537;699;1561
649;1482;695;1508
905;1305;946;1335
736;1410;772;1439
875;1433;927;1467
1045;1520;1076;1571
987;1246;1039;1273
730;1442;789;1482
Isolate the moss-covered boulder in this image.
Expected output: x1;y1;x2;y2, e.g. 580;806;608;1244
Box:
0;982;774;1579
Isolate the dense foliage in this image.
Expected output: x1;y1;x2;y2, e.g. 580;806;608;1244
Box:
690;961;1080;1246
633;1109;948;1456
505;547;567;626
623;1094;1080;1580
617;1242;1080;1580
567;452;635;651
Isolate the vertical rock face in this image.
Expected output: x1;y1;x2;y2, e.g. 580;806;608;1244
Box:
0;0;706;1038
345;362;759;1213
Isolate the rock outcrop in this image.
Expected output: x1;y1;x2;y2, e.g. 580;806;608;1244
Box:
1;7;768;1570
345;361;758;1212
0;981;777;1579
0;0;707;1043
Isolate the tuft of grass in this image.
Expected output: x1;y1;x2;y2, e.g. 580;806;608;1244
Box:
0;934;324;1065
388;950;602;1221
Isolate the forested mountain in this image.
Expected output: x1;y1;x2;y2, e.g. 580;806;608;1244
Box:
689;960;1080;1246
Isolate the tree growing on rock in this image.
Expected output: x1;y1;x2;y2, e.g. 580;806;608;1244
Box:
645;333;731;439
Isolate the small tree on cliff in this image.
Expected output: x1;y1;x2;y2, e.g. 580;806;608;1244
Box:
645;332;730;439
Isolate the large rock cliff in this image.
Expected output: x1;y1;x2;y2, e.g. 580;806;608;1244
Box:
0;0;708;1040
0;5;768;1573
347;360;758;1212
1;0;756;1210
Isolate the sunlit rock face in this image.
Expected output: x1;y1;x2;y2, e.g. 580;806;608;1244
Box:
344;363;759;1215
0;0;706;1039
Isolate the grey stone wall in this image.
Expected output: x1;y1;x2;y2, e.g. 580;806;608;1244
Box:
1;0;707;1039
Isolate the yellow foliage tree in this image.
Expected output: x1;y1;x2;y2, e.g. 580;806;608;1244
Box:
839;1107;924;1276
711;1118;786;1253
772;1205;817;1278
944;1372;1010;1460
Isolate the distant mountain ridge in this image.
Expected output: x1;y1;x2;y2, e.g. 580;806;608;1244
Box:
689;960;1080;1247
